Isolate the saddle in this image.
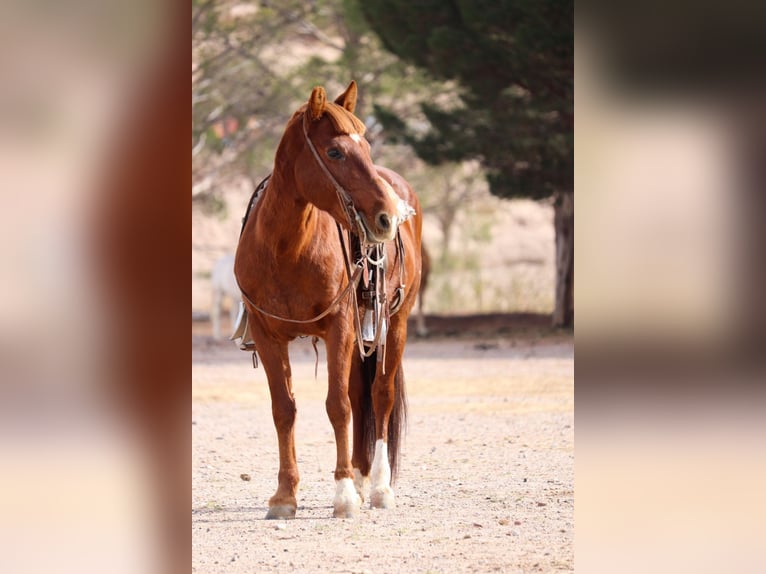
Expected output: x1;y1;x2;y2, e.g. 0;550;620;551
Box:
230;175;269;351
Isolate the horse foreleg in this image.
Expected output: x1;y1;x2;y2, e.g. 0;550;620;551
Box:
258;341;299;519
325;332;362;518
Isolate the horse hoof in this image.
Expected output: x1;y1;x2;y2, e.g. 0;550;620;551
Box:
353;470;369;504
332;506;360;519
370;487;395;509
333;478;362;518
265;505;296;519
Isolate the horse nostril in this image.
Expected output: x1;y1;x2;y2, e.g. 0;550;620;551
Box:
376;212;391;231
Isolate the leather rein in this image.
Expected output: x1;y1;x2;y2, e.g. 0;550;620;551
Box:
235;112;407;364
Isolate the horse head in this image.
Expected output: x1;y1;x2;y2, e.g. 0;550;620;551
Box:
298;81;413;243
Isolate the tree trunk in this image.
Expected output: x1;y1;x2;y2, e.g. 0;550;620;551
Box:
552;190;574;328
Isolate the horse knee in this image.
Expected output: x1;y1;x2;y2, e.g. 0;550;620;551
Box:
325;394;351;427
271;399;296;432
372;381;395;410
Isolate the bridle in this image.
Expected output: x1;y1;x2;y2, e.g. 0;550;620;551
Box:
234;110;408;367
301;112;370;243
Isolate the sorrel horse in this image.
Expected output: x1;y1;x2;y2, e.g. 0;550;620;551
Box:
234;81;422;519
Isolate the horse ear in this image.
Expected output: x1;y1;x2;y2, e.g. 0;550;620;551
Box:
308;86;326;121
334;81;357;114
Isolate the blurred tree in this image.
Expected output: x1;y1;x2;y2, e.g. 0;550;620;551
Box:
192;0;317;213
192;1;546;316
358;0;573;326
191;0;434;211
191;1;456;221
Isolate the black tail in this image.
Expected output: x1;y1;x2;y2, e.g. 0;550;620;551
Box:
360;351;408;482
388;364;408;481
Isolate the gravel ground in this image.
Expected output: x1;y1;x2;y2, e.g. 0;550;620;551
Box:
192;331;573;573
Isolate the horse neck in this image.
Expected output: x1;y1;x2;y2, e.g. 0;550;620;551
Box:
252;116;338;255
254;170;332;257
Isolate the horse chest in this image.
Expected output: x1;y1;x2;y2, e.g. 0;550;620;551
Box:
253;253;342;308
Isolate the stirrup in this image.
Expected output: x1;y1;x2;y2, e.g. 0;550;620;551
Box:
230;301;255;350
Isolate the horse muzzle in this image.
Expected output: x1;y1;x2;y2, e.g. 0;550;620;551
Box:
361;212;397;243
362;199;415;243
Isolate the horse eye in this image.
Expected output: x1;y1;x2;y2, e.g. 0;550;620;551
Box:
327;148;344;160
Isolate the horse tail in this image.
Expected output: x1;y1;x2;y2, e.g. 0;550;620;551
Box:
388;363;408;481
360;351;408;482
359;353;376;478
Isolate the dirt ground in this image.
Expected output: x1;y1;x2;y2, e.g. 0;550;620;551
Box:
192;315;573;573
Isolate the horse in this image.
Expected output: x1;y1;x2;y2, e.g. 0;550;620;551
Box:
234;81;422;519
210;253;241;340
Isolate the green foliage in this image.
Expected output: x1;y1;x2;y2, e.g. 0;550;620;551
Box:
191;0;441;204
192;0;323;200
192;192;228;219
191;1;561;315
358;0;573;200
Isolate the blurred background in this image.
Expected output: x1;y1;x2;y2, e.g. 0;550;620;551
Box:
1;0;764;572
577;4;766;574
0;1;186;573
191;0;574;336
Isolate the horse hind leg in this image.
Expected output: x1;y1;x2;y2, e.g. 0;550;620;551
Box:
348;354;401;510
369;319;408;509
369;371;402;510
352;467;370;504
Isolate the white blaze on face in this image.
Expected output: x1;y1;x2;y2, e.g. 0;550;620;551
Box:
370;439;391;490
350;133;363;145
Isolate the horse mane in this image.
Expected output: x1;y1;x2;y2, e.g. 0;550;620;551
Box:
294;102;366;136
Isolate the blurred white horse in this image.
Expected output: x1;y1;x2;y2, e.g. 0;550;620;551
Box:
210;253;241;340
